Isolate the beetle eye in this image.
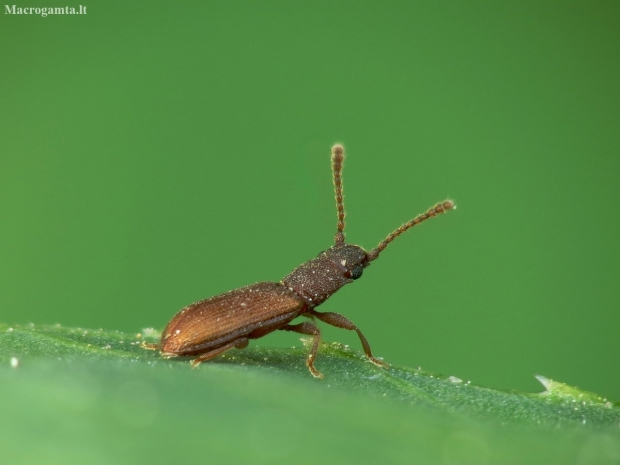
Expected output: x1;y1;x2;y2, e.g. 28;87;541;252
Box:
350;265;363;280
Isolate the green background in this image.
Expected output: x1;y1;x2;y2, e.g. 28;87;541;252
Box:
1;0;618;407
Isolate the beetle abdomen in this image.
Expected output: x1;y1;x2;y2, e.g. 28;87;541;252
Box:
161;282;306;355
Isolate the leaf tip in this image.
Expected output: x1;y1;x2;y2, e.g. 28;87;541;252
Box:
535;374;612;407
535;374;551;390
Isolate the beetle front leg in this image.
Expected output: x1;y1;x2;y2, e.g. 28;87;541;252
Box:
281;322;324;379
189;338;249;367
309;310;388;369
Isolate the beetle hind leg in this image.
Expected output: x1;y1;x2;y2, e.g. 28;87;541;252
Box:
309;310;388;369
281;322;324;379
190;338;249;368
141;342;159;350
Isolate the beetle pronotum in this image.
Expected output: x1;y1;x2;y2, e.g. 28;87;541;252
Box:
147;145;454;378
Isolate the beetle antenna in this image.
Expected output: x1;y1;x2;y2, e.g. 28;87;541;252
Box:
332;144;346;244
367;200;455;261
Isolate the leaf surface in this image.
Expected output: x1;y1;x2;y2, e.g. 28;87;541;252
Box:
1;323;619;465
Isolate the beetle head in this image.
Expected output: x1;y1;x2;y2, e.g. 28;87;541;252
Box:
321;243;369;281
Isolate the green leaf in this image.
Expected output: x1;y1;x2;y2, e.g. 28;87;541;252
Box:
1;323;619;465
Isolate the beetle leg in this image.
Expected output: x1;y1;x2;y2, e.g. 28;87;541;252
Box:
306;313;317;324
281;322;324;379
189;337;249;368
141;342;159;350
309;310;388;369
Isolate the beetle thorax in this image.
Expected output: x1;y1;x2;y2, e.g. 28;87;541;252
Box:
281;243;369;308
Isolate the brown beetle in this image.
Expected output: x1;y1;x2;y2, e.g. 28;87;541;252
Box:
148;145;454;378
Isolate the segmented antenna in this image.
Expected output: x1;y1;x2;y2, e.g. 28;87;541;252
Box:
332;144;346;244
367;200;455;261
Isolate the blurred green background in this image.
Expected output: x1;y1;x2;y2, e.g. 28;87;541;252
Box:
1;0;618;403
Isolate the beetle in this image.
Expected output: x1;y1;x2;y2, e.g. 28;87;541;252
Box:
147;144;454;378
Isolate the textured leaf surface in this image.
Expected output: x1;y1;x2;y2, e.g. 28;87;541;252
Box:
1;324;619;465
